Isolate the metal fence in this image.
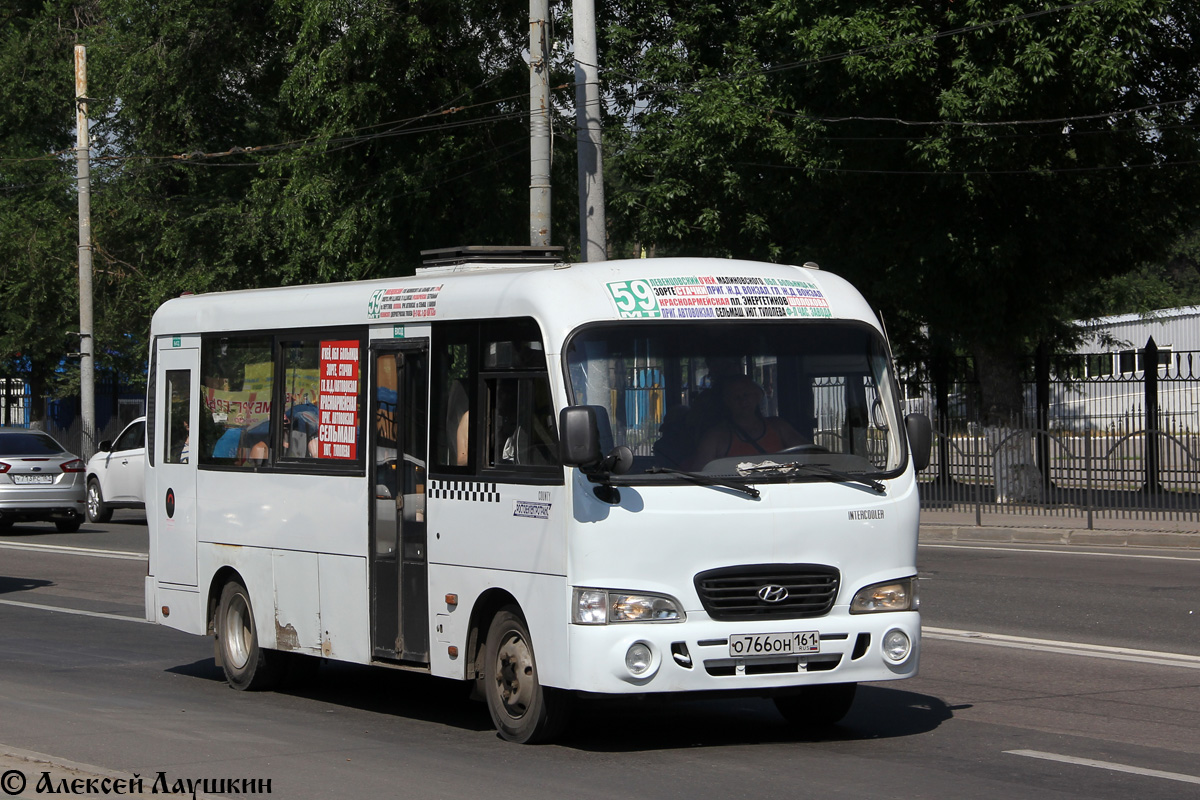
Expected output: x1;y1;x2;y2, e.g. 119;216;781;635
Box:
0;376;145;457
905;341;1200;529
0;379;31;427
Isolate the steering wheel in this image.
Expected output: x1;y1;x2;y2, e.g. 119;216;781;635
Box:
778;443;830;455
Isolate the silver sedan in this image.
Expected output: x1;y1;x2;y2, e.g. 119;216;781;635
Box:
0;428;87;532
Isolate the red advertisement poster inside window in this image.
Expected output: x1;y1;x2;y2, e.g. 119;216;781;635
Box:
318;340;360;460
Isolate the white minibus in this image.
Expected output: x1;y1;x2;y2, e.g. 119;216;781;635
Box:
145;250;931;743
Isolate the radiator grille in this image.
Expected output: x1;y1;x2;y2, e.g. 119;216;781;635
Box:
694;564;840;621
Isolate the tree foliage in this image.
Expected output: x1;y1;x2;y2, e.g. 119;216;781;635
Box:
1;1;1199;425
600;0;1200;421
1;0;538;418
0;1;100;416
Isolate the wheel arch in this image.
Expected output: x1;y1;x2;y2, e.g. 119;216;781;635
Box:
206;566;244;636
465;588;520;683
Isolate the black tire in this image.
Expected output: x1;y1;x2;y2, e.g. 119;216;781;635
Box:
774;683;857;727
214;581;285;691
483;606;572;744
54;517;82;533
86;479;112;523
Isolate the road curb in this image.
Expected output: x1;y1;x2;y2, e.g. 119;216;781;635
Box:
920;523;1200;549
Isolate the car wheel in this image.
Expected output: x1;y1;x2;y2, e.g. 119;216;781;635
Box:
54;517;82;533
86;479;112;523
214;581;285;691
483;606;572;743
774;682;858;727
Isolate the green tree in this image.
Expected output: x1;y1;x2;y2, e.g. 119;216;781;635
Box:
0;1;103;422
1081;226;1200;317
601;0;1200;422
93;0;536;297
2;0;545;420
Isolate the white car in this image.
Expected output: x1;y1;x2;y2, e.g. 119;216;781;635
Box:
85;416;146;523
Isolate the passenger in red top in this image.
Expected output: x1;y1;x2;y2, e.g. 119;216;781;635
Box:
689;375;806;469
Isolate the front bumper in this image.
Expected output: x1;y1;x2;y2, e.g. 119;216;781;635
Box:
565;609;920;695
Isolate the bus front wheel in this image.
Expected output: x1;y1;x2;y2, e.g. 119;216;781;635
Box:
774;682;857;727
215;581;283;691
483;607;571;744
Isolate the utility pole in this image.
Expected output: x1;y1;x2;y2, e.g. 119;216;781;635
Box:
573;0;606;261
529;0;551;246
75;45;96;459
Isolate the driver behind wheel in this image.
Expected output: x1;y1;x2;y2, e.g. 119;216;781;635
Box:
689;375;806;469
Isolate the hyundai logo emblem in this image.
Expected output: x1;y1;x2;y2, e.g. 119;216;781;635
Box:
757;584;789;603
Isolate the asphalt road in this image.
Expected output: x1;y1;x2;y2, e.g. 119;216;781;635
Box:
0;515;1198;799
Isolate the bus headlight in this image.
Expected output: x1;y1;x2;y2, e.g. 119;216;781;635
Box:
572;588;685;624
849;577;918;614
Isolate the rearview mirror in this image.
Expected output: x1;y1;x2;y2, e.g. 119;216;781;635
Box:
559;406;632;476
559;406;602;468
904;413;932;472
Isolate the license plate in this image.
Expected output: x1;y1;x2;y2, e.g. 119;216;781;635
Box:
11;474;53;485
729;631;820;657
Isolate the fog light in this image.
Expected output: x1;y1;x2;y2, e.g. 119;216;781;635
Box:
882;628;911;662
625;642;653;675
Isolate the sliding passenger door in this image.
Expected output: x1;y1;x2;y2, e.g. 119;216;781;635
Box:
370;342;430;663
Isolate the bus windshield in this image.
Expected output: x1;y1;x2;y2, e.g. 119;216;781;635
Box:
564;321;906;478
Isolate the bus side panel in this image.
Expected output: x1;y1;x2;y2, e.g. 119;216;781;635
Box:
427;484;566;577
272;550;321;654
196;472;368;557
427;564;568;686
147;581;205;635
199;543;277;650
318;553;370;663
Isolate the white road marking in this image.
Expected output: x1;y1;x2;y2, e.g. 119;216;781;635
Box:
920;542;1200;562
924;626;1200;669
0;541;146;561
0;598;148;624
1006;749;1200;785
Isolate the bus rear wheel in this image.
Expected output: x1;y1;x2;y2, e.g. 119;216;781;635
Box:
774;682;858;727
483;607;571;744
215;581;284;691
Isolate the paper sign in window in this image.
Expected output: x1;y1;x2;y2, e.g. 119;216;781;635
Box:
318;340;360;460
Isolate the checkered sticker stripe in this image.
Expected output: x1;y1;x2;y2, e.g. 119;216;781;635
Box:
428;479;500;503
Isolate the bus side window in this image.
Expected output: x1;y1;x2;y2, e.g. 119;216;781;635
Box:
164;370;191;464
199;336;274;468
432;334;475;471
280;340;324;461
486;376;557;467
480;318;558;471
448;380;470;466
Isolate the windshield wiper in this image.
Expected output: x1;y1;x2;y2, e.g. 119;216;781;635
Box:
736;460;885;493
643;467;761;499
